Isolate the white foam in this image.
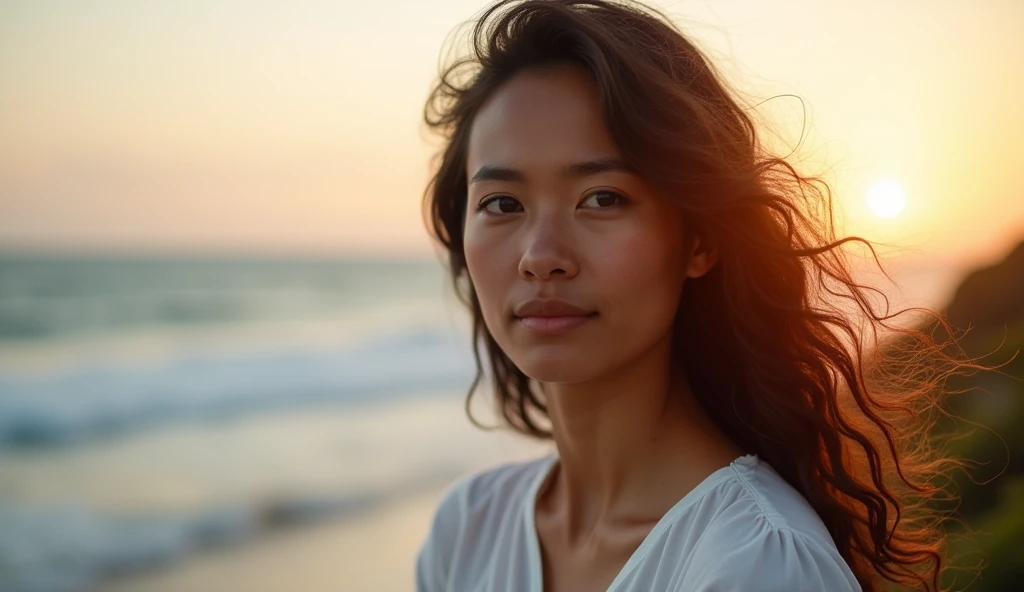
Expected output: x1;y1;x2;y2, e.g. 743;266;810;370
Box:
0;324;477;447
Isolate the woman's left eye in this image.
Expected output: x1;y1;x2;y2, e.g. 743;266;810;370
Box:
580;190;627;209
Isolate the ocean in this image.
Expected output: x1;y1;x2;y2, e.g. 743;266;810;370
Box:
0;255;547;592
0;253;964;592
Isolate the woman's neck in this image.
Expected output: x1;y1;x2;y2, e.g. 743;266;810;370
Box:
539;338;745;542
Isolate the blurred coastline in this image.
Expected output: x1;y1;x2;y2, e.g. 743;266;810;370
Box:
0;254;551;592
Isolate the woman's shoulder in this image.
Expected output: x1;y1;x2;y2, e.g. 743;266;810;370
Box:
415;453;553;591
709;456;837;544
663;456;862;591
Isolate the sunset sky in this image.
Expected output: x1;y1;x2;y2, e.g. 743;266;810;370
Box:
1;0;1022;263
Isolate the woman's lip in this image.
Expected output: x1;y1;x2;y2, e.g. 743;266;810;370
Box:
516;313;597;335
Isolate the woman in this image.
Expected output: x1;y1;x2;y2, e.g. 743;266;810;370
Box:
416;1;970;590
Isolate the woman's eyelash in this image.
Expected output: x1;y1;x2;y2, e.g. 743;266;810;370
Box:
475;190;629;214
475;195;522;213
581;190;628;208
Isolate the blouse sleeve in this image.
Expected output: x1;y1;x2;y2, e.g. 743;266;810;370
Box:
683;516;862;592
414;478;468;592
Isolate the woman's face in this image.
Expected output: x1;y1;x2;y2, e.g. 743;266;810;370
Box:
463;67;711;384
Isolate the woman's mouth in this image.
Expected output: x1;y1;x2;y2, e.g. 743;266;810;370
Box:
516;313;598;335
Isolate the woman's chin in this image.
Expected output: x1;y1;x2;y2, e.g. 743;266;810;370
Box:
515;356;598;384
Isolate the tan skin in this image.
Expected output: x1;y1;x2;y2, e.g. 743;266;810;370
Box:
463;67;747;592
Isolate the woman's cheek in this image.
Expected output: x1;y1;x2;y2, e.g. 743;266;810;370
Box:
603;226;686;317
465;239;513;323
597;225;661;284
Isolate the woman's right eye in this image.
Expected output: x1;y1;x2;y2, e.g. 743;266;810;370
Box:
477;196;523;214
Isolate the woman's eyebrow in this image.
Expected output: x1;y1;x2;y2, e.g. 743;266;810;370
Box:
469;157;633;184
469;165;525;184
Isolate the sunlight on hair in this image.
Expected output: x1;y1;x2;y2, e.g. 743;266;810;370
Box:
866;179;907;219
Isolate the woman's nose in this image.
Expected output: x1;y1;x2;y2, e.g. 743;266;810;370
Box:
517;217;579;281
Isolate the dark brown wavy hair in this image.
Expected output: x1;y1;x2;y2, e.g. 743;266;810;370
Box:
422;1;985;590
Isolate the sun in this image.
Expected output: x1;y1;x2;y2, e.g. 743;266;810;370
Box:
866;179;907;219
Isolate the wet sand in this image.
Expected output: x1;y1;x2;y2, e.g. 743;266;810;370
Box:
96;485;446;592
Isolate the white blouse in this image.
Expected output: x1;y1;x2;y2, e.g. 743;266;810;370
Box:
415;452;862;591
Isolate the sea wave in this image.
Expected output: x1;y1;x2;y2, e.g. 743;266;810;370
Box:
0;326;476;448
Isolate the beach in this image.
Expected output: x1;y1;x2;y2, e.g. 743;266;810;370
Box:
87;417;550;592
96;479;449;592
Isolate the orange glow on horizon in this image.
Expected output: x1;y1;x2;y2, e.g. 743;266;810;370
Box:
0;0;1021;261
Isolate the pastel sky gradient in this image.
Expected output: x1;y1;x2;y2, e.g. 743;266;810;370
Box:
1;0;1021;262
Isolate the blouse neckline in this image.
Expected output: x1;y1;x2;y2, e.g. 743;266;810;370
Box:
522;452;759;592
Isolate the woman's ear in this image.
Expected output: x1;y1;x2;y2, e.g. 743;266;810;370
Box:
685;234;718;279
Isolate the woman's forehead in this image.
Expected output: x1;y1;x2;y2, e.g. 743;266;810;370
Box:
466;68;621;177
